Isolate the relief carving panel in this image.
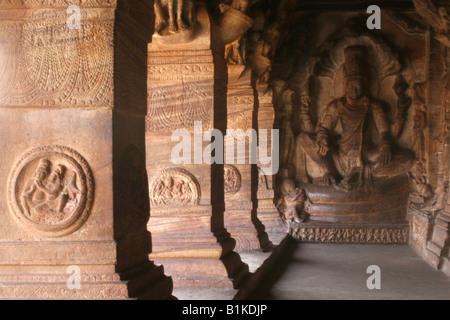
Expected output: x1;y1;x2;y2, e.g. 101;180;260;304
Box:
0;1;116;7
149;168;200;207
291;226;409;244
270;13;423;227
0;6;114;108
8;145;94;238
146;83;213;132
224;164;241;196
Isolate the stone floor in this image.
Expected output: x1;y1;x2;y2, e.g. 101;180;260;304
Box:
248;238;450;300
171;236;450;300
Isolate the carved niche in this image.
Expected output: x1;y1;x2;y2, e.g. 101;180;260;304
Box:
300;42;413;182
272;16;422;228
8;145;94;238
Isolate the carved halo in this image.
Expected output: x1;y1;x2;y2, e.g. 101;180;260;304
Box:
313;34;402;98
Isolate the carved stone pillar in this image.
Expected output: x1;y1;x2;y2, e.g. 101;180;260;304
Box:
146;5;248;290
426;198;450;273
114;0;174;299
224;65;272;252
408;44;450;274
439;198;450;275
255;85;285;242
0;1;171;299
425;57;450;275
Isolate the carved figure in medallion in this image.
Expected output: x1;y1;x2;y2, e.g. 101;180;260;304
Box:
224;165;241;195
9;145;94;237
150;168;200;206
22;160;80;220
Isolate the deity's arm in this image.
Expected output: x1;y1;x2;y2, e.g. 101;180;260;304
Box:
299;96;315;133
35;179;56;196
317;100;339;142
22;181;36;197
371;100;392;149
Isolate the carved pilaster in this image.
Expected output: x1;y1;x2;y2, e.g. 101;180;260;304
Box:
114;0;174;299
255;85;285;242
424;69;450;275
224;65;272;252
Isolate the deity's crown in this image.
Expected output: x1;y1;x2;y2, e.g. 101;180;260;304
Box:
343;46;369;81
54;164;66;176
37;159;50;171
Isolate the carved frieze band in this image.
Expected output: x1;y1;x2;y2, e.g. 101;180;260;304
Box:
228;96;253;107
8;145;94;238
0;273;121;283
0;283;129;299
0;9;115;21
225;201;252;210
0;240;115;264
148;64;214;82
148;64;214;77
148;50;214;82
0;0;116;8
291;226;409;244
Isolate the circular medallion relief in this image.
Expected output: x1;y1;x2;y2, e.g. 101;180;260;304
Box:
224;165;241;196
8;145;94;238
149;168;200;207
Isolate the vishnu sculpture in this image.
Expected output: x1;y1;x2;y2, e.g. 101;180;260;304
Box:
297;46;415;192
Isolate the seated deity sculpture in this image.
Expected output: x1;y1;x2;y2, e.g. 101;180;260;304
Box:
297;46;415;192
22;159;80;217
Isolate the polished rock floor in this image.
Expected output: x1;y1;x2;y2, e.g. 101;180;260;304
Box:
248;239;450;300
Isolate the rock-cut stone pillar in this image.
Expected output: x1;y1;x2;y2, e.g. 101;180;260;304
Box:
224;65;272;252
146;4;249;291
255;84;285;243
0;0;172;299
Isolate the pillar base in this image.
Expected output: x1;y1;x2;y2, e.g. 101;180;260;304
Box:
225;205;273;252
149;214;250;289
